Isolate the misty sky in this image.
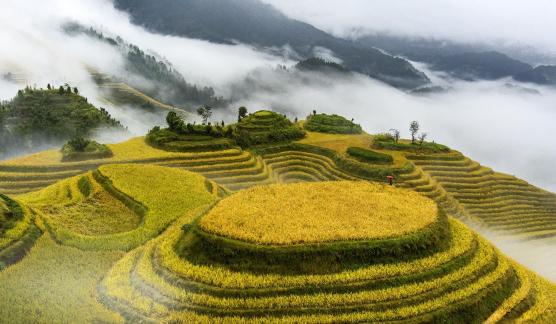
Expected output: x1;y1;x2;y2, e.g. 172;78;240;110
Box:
264;0;556;56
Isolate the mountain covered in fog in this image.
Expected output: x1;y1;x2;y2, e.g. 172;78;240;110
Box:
356;34;556;85
113;0;430;89
65;24;225;110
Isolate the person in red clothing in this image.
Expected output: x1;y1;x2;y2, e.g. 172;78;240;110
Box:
387;175;394;186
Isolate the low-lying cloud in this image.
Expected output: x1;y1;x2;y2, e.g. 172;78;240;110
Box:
233;66;556;193
0;0;291;151
263;0;556;58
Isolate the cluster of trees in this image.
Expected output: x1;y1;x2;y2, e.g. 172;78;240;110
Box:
60;137;113;162
154;106;305;148
164;111;232;138
388;121;428;146
375;121;449;153
44;83;79;95
65;23;225;110
296;57;349;74
0;85;124;159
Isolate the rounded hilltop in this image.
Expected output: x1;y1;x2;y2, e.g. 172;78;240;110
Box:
199;181;438;245
304;113;362;134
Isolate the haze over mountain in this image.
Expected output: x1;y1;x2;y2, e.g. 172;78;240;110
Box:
113;0;430;89
356;35;556;85
264;0;556;85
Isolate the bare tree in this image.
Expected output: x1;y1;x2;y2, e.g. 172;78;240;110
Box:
197;106;213;125
409;121;420;144
418;132;428;146
389;129;400;143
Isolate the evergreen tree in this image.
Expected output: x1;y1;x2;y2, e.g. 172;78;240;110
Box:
238;106;248;121
410;121;420;144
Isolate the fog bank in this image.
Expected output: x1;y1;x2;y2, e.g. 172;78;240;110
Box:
232;67;556;193
263;0;556;57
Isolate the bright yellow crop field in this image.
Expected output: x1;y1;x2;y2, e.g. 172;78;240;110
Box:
0;137;240;167
1;127;555;323
0;235;124;323
297;131;408;167
199;181;438;244
39;185;141;236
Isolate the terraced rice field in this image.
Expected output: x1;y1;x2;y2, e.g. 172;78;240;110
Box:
0;137;266;195
406;153;556;242
0;130;555;322
0;194;41;270
97;182;556;322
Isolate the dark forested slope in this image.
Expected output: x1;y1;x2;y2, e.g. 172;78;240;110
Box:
113;0;429;89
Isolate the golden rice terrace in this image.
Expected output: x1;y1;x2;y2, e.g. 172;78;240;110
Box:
199;182;438;244
0;112;554;323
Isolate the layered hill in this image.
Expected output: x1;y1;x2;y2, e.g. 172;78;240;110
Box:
0;166;553;322
0;111;554;322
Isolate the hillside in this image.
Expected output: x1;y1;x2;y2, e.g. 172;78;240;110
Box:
67;24;225;110
113;0;429;89
515;65;556;85
430;51;532;81
295;57;350;74
0;111;555;322
356;34;556;84
0;87;123;159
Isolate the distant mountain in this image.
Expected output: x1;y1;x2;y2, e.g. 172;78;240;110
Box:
113;0;429;89
430;51;532;81
356;33;556;85
514;65;556;85
356;33;556;67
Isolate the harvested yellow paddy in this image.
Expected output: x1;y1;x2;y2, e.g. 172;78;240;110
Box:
199;181;438;245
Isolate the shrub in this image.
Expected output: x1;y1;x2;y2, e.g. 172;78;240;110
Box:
60;138;113;162
347;147;393;164
232;110;305;147
146;127;234;152
373;133;450;153
373;140;450;153
374;133;395;142
304;113;362;134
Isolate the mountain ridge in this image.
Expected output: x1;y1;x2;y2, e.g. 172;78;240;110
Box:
113;0;430;89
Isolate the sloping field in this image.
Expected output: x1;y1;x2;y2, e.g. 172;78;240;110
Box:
0;194;41;270
2;131;554;245
98;81;183;112
17;164;218;251
0;137;251;194
0;165;220;322
407;153;556;242
0;150;554;322
97;182;556;323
